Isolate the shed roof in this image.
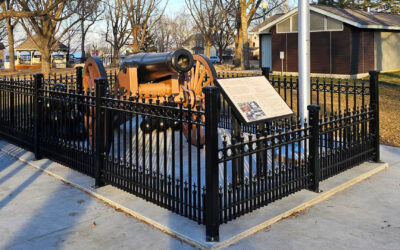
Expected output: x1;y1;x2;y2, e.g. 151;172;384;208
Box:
253;4;400;34
15;35;68;51
250;14;283;33
314;5;400;28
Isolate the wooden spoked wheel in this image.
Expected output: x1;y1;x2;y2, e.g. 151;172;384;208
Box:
83;56;108;92
83;57;108;145
182;54;217;146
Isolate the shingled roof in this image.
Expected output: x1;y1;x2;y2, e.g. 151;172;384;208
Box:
250;14;284;33
314;5;400;28
15;35;68;51
0;43;5;50
253;5;400;34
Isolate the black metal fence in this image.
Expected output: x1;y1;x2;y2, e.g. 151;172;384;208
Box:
0;68;380;241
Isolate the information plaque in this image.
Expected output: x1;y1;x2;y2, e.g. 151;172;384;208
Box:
215;76;294;124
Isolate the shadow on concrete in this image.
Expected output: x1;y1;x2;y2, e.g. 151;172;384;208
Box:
0;161;27;186
1;160;92;249
0;161;52;212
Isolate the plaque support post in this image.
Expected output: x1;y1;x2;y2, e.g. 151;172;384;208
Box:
231;116;242;186
203;86;220;242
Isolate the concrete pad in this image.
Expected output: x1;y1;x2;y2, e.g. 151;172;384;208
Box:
0;150;192;250
227;152;399;250
0;140;389;249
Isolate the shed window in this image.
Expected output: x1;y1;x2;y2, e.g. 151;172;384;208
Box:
292;14;298;32
327;17;342;30
310;12;325;31
276;11;343;33
277;18;290;33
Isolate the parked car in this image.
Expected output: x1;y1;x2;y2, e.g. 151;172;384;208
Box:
209;56;221;64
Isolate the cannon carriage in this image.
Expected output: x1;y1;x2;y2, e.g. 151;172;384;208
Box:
81;49;217;147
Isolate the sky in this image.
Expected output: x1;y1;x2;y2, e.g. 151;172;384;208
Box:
164;0;299;15
164;0;184;15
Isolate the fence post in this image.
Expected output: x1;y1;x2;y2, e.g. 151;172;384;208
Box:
203;85;220;242
76;66;83;93
369;71;380;162
262;67;270;80
308;104;320;192
95;78;106;187
33;73;43;160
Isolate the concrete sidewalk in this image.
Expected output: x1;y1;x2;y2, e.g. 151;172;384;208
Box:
227;145;400;250
0;151;192;250
0;142;399;249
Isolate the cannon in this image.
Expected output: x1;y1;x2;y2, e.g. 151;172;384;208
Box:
83;49;217;146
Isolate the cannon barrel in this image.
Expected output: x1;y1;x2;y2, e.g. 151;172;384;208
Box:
120;48;194;83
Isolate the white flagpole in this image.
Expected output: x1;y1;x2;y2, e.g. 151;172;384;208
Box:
298;0;310;124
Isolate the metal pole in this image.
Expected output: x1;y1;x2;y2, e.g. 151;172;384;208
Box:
298;0;311;123
203;85;220;242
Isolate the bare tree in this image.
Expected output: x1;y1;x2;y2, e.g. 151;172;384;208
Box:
0;0;67;19
104;0;131;66
78;0;104;62
153;16;173;52
185;0;223;58
61;18;80;66
1;0;19;71
18;0;82;74
220;0;283;69
238;0;263;69
0;20;6;41
215;25;233;61
153;11;192;52
123;0;168;53
171;11;193;50
219;0;242;66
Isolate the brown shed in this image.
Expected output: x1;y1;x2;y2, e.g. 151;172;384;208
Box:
251;5;400;77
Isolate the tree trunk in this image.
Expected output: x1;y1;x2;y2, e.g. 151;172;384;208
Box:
131;41;140;53
6;18;15;72
233;31;242;67
111;45;119;67
41;47;51;75
240;6;250;70
218;45;224;61
81;20;86;63
205;39;212;58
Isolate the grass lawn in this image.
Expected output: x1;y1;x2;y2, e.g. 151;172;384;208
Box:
376;71;400;147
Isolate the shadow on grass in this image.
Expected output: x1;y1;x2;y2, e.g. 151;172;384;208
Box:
382;73;400;80
379;81;400;89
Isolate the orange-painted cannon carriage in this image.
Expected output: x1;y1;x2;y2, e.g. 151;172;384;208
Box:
83;49;217;146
